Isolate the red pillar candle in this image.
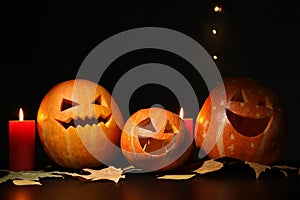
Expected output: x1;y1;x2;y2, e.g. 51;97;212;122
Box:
9;108;36;171
179;108;194;137
179;108;195;163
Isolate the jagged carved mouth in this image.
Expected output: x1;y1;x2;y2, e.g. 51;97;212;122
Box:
138;137;173;155
56;114;111;129
226;109;270;137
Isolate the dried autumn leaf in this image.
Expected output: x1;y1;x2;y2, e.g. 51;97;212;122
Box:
245;161;271;179
193;159;223;174
157;174;196;180
13;179;42;186
122;165;143;173
0;170;67;185
272;165;299;178
65;166;125;183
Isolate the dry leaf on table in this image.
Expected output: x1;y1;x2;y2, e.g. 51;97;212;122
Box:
245;161;271;179
13;179;42;186
272;165;299;178
193;159;224;174
64;166;125;183
157;174;196;180
0;170;67;185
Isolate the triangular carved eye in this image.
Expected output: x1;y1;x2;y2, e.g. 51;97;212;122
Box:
61;99;79;111
91;95;101;105
231;89;248;103
164;121;174;133
257;96;273;109
164;121;179;134
137;118;156;132
265;96;273;109
257;97;266;107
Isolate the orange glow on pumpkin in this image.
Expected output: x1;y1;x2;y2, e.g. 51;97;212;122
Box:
37;79;124;169
195;77;289;164
121;107;193;172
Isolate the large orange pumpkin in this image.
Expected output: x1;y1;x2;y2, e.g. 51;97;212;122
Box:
195;77;289;164
37;79;124;169
120;107;194;172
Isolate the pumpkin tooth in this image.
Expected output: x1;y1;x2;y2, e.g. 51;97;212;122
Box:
56;119;75;129
98;114;111;126
74;117;99;127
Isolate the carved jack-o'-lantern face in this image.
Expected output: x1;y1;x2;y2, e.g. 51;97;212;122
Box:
37;79;124;169
121;107;193;172
195;77;289;164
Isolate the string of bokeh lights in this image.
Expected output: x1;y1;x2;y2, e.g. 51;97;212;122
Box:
212;3;222;61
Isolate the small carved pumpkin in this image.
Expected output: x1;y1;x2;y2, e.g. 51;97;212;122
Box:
37;79;124;169
120;107;193;172
195;77;289;164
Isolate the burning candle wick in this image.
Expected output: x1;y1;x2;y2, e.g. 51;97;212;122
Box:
19;108;24;121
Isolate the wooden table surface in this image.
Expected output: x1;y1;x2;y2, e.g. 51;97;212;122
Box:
1;160;299;200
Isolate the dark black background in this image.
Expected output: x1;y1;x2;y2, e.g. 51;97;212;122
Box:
1;0;299;169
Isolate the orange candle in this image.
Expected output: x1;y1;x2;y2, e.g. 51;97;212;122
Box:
9;108;36;171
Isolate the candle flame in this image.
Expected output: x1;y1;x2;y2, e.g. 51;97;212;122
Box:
179;107;184;119
19;108;24;121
